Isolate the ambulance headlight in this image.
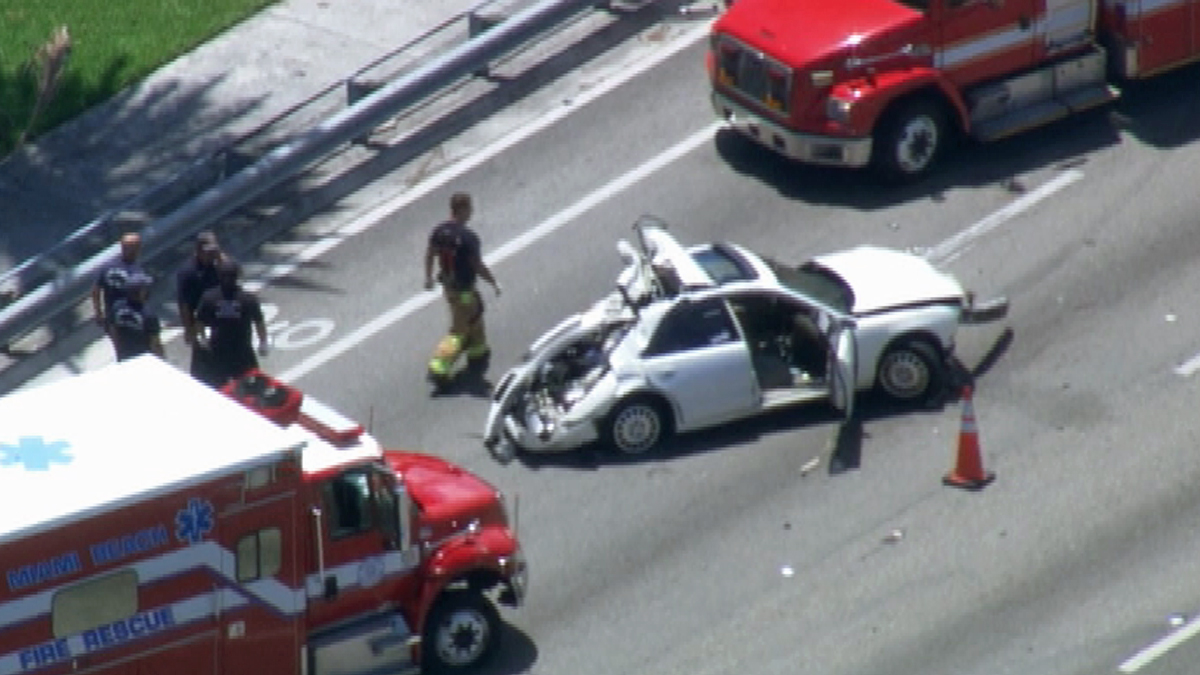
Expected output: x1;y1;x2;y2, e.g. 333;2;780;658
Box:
826;97;854;124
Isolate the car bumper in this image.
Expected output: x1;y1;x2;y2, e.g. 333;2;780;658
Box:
499;413;599;454
711;91;873;168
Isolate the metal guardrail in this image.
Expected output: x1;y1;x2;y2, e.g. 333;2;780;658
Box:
0;0;608;351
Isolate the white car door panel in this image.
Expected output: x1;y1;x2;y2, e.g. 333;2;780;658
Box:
645;341;757;430
642;297;757;429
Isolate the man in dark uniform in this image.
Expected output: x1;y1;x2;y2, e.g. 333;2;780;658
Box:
195;259;269;387
176;232;223;383
91;233;146;344
108;273;163;361
423;192;501;387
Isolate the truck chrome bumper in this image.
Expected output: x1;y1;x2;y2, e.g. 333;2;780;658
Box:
711;91;873;168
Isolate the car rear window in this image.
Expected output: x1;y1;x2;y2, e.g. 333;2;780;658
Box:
769;260;854;313
690;244;756;285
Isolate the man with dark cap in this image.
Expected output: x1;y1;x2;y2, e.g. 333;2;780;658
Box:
108;272;163;361
176;231;223;383
91;232;147;340
194;259;269;387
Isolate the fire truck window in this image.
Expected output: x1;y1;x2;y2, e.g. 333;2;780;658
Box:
371;471;401;548
324;471;374;538
236;528;283;582
52;570;138;638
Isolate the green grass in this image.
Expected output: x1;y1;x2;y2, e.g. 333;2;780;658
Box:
0;0;277;156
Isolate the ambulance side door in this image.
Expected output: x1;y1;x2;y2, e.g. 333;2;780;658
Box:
219;489;302;674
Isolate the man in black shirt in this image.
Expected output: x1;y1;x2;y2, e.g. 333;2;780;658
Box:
176;232;223;383
109;273;163;361
91;233;147;342
195;259;269;387
423;192;501;386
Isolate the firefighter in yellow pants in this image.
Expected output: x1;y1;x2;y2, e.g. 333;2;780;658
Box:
429;286;490;379
424;192;501;386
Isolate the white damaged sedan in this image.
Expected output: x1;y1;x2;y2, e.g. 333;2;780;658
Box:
484;216;1007;460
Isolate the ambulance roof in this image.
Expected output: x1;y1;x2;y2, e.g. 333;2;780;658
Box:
0;356;305;545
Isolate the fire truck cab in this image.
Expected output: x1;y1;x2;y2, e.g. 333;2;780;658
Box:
710;0;1200;181
0;356;526;675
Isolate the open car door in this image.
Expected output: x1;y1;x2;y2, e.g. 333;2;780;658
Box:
826;318;857;421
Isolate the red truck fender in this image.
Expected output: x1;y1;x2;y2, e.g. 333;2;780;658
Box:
830;67;969;136
414;526;520;627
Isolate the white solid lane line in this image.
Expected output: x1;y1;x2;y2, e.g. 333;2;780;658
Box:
1118;615;1200;673
240;17;718;294
923;169;1084;265
282;161;1082;382
1173;352;1200;377
280;121;721;382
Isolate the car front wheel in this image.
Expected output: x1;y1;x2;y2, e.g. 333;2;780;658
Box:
877;340;944;404
605;396;671;455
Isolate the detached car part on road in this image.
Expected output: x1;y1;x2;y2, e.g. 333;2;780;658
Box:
484;215;1007;460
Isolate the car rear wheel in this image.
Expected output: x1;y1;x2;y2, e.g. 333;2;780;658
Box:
605;395;671;455
877;340;944;404
423;591;501;674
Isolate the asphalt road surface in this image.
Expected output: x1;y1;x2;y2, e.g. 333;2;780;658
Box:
32;16;1200;675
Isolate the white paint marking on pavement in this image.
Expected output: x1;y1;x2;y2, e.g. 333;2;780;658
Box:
1173;352;1200;377
1117;615;1200;673
923;169;1084;265
245;17;716;291
280;121;721;382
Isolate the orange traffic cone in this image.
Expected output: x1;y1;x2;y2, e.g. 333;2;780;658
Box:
943;385;994;490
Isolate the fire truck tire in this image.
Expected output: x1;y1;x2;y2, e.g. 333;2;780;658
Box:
872;97;947;183
876;338;944;404
423;591;501;674
604;394;673;455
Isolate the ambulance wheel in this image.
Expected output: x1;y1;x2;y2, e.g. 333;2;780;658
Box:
872;97;948;183
605;394;672;455
877;339;944;404
423;591;501;674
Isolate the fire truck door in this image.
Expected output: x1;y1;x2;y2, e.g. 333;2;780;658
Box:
307;468;420;628
219;491;302;675
1126;0;1199;75
935;0;1040;87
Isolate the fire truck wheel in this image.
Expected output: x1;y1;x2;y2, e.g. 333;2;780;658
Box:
872;97;947;183
423;591;501;674
876;338;944;404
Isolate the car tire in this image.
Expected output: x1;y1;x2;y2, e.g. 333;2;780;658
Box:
872;97;948;183
605;395;672;455
876;339;944;404
422;591;501;675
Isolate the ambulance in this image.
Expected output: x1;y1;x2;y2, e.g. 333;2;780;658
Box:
0;356;526;675
709;0;1200;181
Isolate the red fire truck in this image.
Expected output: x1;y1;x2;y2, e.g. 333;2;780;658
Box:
709;0;1200;181
0;356;526;675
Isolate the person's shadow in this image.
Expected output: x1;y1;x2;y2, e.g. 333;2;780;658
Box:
429;367;494;399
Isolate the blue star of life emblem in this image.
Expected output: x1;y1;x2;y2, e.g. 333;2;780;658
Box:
0;436;72;471
175;498;215;544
